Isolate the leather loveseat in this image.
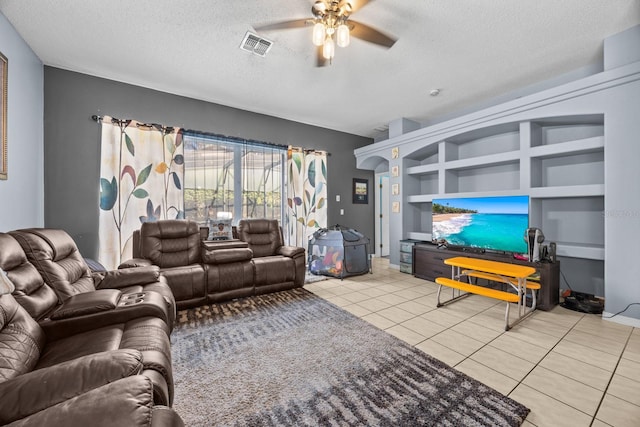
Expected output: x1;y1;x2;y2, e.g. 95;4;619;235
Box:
120;219;305;310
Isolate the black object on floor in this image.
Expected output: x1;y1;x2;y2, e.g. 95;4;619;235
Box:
561;291;604;314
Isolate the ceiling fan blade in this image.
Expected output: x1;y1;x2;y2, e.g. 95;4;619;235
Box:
349;0;374;14
349;20;397;48
316;46;329;67
254;19;310;32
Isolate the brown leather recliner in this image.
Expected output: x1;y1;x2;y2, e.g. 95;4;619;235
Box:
237;218;306;294
5;229;176;330
0;286;174;406
121;220;208;310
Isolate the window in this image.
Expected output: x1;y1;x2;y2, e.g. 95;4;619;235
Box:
183;132;286;228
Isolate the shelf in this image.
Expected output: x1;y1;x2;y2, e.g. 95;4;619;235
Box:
406;164;439;175
530;184;605;198
407;194;434;203
407;232;432;241
444;151;520;171
530;136;604;159
555;243;605;260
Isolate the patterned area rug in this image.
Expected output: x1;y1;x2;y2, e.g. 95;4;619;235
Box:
171;288;529;426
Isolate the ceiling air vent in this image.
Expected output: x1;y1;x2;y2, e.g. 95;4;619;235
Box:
240;31;273;57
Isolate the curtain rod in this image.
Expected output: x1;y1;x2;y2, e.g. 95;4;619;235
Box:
92;115;330;156
91;115;176;132
183;130;330;156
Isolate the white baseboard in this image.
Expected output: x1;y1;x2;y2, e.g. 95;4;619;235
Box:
602;312;640;328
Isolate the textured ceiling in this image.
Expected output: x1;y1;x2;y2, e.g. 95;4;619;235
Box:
1;0;639;138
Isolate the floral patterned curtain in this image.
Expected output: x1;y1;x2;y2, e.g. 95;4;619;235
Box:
286;147;328;248
98;117;184;269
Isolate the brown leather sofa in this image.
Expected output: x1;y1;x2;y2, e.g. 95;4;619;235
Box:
0;230;177;408
7;229;176;328
120;219;305;309
0;282;182;425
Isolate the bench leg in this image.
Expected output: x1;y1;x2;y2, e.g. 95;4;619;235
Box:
436;284;471;307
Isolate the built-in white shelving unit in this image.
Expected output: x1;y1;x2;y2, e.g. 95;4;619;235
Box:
402;114;605;260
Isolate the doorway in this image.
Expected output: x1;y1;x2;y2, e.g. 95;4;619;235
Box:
374;173;390;257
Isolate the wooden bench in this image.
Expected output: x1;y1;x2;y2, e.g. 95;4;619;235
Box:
435;277;520;331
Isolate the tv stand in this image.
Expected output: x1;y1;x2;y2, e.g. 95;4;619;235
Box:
412;243;560;311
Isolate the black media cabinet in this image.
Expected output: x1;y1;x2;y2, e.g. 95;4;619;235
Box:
412;243;560;311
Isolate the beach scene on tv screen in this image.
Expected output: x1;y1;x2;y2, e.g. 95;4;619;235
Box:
432;195;529;254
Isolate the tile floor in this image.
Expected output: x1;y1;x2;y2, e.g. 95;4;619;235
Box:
304;257;640;427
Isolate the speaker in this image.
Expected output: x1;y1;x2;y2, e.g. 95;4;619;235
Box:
524;228;545;262
549;242;556;263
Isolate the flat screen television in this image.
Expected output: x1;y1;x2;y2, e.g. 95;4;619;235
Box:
432;195;529;254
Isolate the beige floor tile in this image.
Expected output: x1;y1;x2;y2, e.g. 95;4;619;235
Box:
505;323;562;350
411;294;440;308
385;324;426;346
324;295;352;307
341;303;372;318
615;357;640;381
450;320;503;344
431;329;485;357
590;419;614;427
489;333;550;365
400;316;447;338
622;338;640;363
339;291;372;304
470;345;536;382
576;315;634;337
455;358;518;396
420;309;466;328
563;329;627;356
535;307;584;327
414;339;466;367
520;315;572;338
357;287;390;298
307;288;334;298
378;293;409;306
395;300;433;316
375;284;405;293
392;288;426;300
522;365;603;416
361;312;396;330
357;297;392;312
552;340;620;372
606;374;640;406
596;393;640;427
509;384;593;427
521;420;537;427
538;351;612;391
377;306;415;323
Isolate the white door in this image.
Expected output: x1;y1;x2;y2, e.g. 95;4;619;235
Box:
374;173;390;257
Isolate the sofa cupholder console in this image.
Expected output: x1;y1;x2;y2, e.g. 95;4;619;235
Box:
118;292;147;306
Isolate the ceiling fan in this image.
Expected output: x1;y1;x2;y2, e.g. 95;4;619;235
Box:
254;0;397;66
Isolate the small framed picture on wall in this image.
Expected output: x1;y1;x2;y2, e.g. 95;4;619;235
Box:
391;165;399;177
392;201;400;213
352;178;369;204
391;183;399;195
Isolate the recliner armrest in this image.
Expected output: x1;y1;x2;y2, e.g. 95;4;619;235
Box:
277;246;305;258
50;289;121;320
93;265;160;289
6;375;184;427
119;258;154;269
0;349;143;425
202;247;253;264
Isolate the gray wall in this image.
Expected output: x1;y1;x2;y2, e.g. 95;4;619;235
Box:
44;67;373;258
0;12;44;230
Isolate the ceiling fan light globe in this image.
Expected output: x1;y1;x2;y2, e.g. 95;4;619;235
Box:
312;1;327;16
312;22;325;46
337;24;350;47
323;37;335;59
